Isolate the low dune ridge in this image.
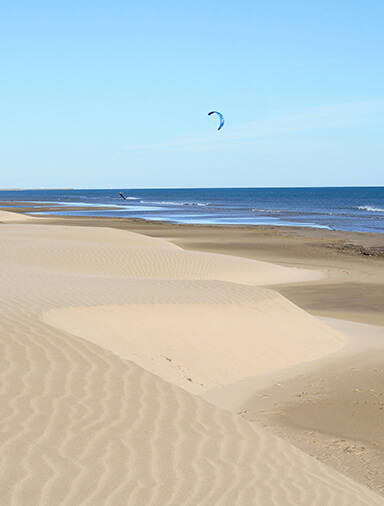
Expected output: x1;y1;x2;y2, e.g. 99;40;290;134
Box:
1;213;383;504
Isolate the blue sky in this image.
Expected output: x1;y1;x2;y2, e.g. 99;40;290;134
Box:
1;0;383;188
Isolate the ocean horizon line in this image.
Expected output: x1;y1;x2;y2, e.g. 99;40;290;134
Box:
1;184;383;191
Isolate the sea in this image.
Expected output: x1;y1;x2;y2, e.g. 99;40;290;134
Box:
1;187;384;233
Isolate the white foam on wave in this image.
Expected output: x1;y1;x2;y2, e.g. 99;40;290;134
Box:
358;205;384;212
252;208;281;213
141;200;207;206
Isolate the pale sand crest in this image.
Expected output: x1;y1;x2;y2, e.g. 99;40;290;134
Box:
0;209;32;222
0;213;383;504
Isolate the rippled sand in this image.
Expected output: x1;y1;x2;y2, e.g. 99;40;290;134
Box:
0;210;383;505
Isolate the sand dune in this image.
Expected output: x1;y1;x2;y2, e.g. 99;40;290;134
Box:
0;215;383;504
0;223;321;284
44;297;344;393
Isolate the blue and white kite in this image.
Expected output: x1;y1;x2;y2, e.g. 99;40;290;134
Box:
208;111;224;131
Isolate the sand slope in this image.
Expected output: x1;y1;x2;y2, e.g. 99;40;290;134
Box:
0;216;383;505
44;297;344;393
0;209;32;222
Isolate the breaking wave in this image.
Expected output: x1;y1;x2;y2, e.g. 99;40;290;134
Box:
357;205;384;212
140;200;207;206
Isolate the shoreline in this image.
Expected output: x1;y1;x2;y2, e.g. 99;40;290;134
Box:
2;201;384;250
1;200;384;252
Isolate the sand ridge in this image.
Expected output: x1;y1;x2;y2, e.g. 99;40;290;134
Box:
0;209;32;222
0;214;383;504
0;223;322;284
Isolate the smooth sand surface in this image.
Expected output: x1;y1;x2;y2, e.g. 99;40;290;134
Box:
1;210;384;504
0;209;32;222
44;300;344;393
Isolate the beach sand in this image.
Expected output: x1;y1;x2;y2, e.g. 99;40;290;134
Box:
1;207;384;504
